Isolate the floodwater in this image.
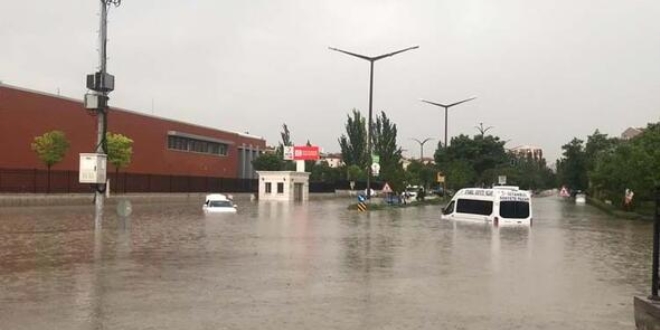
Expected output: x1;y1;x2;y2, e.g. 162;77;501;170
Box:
0;197;652;329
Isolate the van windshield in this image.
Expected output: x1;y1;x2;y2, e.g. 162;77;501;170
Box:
499;201;530;219
442;201;455;215
456;199;493;216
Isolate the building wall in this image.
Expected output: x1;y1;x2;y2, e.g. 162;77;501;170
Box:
621;127;643;140
509;145;544;161
0;84;265;178
257;171;310;201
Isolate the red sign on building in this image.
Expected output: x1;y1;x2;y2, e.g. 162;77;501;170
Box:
292;146;320;160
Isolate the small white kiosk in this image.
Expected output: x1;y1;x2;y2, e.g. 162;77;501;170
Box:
257;171;310;201
256;145;319;202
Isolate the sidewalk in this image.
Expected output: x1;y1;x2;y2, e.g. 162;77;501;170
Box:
0;192;246;208
0;192;344;207
587;196;654;221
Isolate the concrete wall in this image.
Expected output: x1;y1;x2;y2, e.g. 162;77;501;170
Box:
635;296;660;330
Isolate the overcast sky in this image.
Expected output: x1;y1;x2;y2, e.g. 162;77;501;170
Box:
2;0;659;162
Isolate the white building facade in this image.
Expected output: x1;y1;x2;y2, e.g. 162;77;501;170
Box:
256;171;311;201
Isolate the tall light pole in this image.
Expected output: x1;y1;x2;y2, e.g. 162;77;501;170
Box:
411;137;433;161
330;46;419;200
84;0;121;224
475;122;494;137
420;96;476;148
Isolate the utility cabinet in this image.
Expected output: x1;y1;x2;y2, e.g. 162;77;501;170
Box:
79;153;107;184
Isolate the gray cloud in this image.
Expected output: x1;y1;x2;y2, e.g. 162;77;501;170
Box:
2;0;659;162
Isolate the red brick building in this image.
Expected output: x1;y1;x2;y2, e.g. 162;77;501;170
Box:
0;83;266;180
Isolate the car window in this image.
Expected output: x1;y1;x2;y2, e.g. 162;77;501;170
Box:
209;200;232;207
499;201;530;219
456;199;493;216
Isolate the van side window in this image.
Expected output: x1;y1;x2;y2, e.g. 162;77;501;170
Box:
456;199;493;216
442;201;455;215
499;201;530;219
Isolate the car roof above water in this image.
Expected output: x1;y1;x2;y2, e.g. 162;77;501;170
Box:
205;194;231;202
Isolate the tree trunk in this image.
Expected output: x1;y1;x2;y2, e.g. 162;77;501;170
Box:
47;165;51;194
115;166;120;194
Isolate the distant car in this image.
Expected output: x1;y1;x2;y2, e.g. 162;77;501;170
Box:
403;186;420;199
203;194;237;213
430;187;444;196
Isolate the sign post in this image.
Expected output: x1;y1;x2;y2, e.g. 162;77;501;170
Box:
498;175;507;185
437;172;446;198
371;163;380;176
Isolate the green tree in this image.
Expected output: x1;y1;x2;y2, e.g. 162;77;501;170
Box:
371;111;405;191
433;133;508;188
274;123;295;171
556;138;588;191
345;164;364;181
275;123;292;157
252;153;284;171
310;161;342;182
31;130;70;193
590;122;660;203
281;124;292;146
106;132;133;177
338;109;368;169
585;129;618;172
500;156;556;191
405;160;436;189
443;160;477;190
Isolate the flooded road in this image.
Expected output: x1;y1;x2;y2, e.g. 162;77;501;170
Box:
0;197;652;329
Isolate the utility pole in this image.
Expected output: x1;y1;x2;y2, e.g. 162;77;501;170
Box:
420;96;477;148
411;137;433;161
475;122;494;137
84;0;121;225
329;45;418;199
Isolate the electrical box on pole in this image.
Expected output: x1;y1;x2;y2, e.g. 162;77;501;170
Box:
86;71;115;92
79;153;107;184
84;94;108;110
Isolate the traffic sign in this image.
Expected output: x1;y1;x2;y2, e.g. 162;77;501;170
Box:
382;182;392;193
371;154;380;164
371;163;380;175
436;172;445;183
498;175;507;185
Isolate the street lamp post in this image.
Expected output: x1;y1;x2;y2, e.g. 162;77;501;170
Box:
330;46;419;200
84;0;121;225
420;96;477;148
411;138;433;161
475;122;494;137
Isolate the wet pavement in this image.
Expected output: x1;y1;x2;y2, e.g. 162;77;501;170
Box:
0;197;652;329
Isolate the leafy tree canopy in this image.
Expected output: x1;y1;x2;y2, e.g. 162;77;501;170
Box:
338;109;368;169
556;138;588;191
371;111;405;191
106;132;133;172
252;153;284;171
31;130;70;169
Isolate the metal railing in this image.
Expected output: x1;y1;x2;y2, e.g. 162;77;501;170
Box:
0;168;389;194
0;168;257;194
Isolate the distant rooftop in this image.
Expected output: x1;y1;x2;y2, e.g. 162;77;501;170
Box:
510;145;542;151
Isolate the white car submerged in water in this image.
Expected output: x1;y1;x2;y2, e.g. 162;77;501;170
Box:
441;186;533;226
203;194;237;213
